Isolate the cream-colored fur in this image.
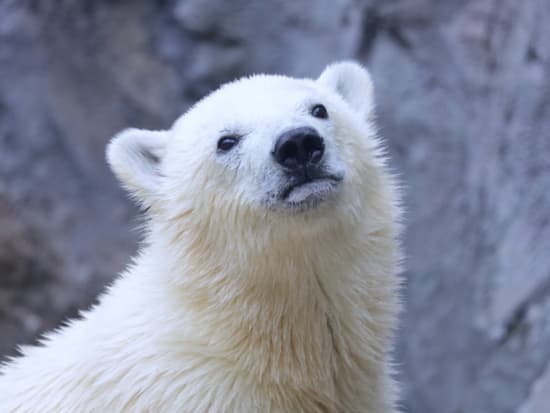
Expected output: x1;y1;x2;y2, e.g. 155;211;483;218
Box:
0;62;402;412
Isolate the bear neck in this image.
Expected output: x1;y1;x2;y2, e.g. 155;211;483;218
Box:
137;214;399;385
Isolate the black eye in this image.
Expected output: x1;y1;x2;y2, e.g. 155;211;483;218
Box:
217;135;239;152
311;104;328;119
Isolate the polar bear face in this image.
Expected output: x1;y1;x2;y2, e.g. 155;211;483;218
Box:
108;62;384;236
170;76;349;213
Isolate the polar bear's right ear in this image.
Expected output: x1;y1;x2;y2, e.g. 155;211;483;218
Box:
317;61;375;119
106;128;168;207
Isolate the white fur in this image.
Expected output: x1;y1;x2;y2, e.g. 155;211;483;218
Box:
0;62;402;412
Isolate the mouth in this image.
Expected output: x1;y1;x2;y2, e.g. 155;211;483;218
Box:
280;173;344;209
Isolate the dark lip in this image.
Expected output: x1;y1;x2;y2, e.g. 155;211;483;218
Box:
281;174;343;200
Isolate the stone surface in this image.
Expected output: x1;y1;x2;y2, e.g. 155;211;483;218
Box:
1;1;549;411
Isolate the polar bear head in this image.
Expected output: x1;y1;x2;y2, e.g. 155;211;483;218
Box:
107;62;394;249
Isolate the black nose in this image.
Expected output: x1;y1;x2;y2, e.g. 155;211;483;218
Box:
272;127;325;170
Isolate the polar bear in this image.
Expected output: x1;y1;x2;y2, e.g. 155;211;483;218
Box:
0;62;402;412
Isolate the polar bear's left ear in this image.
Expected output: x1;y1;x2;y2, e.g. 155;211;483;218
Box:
106;128;169;207
317;61;375;119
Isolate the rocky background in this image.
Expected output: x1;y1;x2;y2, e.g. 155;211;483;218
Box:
1;0;549;412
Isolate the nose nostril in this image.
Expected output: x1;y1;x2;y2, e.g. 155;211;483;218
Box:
279;142;299;168
303;135;324;164
310;148;323;164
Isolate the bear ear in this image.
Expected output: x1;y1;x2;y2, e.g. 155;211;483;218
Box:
106;128;169;207
317;61;375;119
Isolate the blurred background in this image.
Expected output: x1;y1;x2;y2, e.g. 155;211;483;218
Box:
1;0;549;412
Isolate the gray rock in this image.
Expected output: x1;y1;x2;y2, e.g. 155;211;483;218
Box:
1;1;549;411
